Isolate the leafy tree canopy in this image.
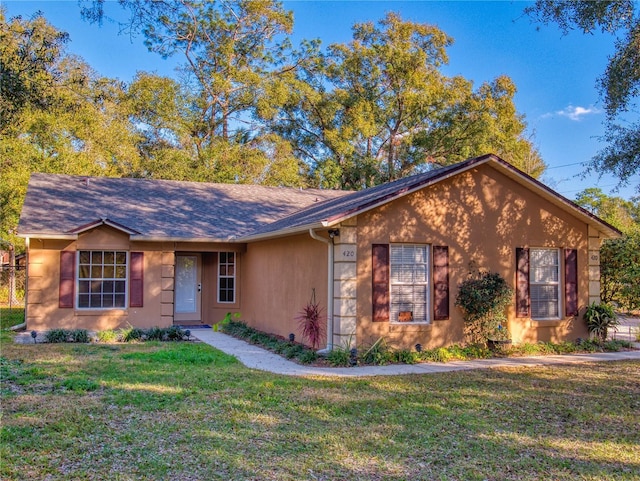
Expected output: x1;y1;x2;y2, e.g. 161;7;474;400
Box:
0;9;141;247
574;187;639;234
265;13;545;189
574;187;640;310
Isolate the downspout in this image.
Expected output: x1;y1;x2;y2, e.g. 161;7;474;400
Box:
309;229;334;353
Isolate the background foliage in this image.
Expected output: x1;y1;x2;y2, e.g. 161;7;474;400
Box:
2;1;545;248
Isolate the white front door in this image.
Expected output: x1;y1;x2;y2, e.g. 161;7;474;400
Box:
174;254;202;322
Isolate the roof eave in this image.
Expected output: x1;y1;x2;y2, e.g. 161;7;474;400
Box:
67;218;141;236
18;233;78;240
129;235;238;243
238;222;329;242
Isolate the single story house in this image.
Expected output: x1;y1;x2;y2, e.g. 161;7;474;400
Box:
17;154;620;350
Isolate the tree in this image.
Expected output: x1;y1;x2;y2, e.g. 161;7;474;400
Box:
81;0;305;187
526;1;640;191
574;187;640;233
266;13;545;189
574;188;640;310
0;9;142;247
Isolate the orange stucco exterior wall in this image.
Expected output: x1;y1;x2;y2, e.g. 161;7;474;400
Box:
355;163;591;349
25;227;167;331
24;226;245;331
239;233;329;345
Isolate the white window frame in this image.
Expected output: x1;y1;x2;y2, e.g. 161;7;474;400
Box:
217;252;236;304
76;250;128;309
529;247;561;320
389;244;430;324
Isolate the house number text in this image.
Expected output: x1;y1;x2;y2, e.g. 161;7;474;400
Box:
341;248;356;259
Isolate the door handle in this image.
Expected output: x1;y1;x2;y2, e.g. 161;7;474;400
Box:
198;283;202;292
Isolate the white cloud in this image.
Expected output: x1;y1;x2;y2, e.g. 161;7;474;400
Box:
555;105;601;121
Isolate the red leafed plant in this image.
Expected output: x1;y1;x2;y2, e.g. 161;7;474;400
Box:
295;289;325;350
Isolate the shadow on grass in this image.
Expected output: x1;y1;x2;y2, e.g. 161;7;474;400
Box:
1;337;638;480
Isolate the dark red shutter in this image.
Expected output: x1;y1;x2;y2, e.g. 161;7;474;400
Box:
565;248;578;316
129;252;144;308
433;246;449;320
59;251;75;308
516;247;530;318
372;244;390;322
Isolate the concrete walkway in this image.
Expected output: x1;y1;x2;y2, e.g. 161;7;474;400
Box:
191;329;640;378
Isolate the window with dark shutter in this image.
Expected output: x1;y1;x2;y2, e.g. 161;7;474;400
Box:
515;247;530;318
77;250;128;309
372;244;390;322
59;251;75;308
130;252;144;308
433;246;449;320
565;249;578;316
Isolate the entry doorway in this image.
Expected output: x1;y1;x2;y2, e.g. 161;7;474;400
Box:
174;254;202;323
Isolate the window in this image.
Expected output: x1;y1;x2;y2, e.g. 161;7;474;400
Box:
389;244;429;323
218;252;235;303
77;251;127;309
529;248;560;319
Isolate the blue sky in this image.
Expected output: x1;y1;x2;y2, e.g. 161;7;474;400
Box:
4;0;638;200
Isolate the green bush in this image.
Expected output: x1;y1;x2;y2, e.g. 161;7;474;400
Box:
97;329;118;343
600;233;640;311
298;350;318;365
359;337;393;365
45;329;69;343
145;326;165;341
70;329;90;343
164;325;186;341
283;344;304;359
327;347;350;367
120;325;144;342
222;320;254;339
455;269;513;344
427;347;453;363
584;302;619;342
394;349;418;364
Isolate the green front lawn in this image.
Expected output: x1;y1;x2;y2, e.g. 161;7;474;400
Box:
1;336;638;480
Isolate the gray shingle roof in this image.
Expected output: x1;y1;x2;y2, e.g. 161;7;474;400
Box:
17;154;621;241
17;174;349;240
246;160;469;237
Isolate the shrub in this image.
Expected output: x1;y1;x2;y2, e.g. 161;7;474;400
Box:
455;268;513;345
222;320;254;338
298;350;318;365
283;344;304;359
70;329;90;343
164;325;186;341
603;339;631;351
584;302;619;342
600;233;640;311
97;329;118;343
327;347;350;367
427;347;453;363
394;349;418;364
359;337;393;365
45;329;69;343
214;312;241;332
145;326;165;341
120;325;144;342
295;289;325;350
